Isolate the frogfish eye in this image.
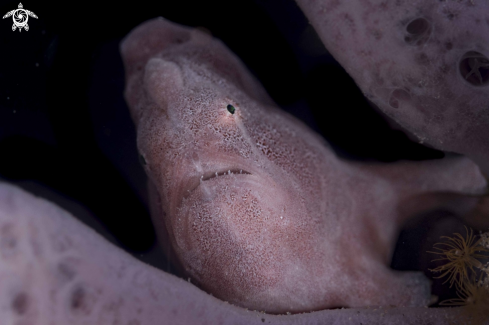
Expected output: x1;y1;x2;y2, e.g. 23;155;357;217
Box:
226;104;235;114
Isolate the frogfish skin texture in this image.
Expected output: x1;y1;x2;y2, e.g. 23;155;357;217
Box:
0;182;471;324
120;18;487;313
295;0;489;174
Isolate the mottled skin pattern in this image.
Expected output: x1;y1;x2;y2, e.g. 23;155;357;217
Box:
0;183;472;324
121;18;487;313
295;0;489;173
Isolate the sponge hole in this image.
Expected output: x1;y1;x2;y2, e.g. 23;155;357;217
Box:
459;51;489;86
404;18;432;46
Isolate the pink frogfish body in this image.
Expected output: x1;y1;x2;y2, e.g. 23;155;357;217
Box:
121;18;487;313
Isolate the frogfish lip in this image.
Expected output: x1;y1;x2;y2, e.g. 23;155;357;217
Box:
186;168;252;195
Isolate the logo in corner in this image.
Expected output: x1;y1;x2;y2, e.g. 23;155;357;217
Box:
3;3;38;32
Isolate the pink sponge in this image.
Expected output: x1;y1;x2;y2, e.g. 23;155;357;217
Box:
295;0;489;173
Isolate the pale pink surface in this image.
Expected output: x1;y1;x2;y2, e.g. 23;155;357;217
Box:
295;0;489;173
0;182;475;324
120;18;487;313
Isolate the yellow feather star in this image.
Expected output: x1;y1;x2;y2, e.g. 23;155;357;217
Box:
428;226;489;288
439;278;489;307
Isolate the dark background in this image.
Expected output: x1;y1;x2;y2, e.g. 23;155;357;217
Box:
0;0;455;304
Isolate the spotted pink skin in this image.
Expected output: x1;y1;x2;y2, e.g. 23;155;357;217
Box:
0;182;472;324
295;0;489;174
120;18;487;313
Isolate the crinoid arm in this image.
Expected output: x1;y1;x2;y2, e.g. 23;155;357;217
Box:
428;226;489;287
26;10;37;18
12;23;16;31
429;227;489;323
439;279;489;307
24;23;28;31
2;10;14;19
